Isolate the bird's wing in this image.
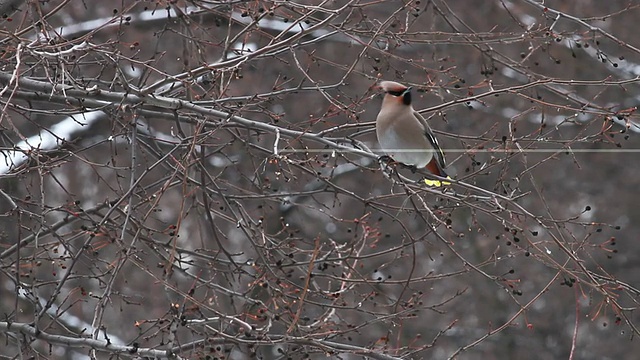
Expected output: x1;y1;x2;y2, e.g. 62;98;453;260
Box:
414;110;447;171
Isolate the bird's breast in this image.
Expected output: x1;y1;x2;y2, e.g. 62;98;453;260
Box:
376;125;433;168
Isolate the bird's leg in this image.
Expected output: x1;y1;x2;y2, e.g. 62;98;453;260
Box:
379;155;416;172
377;155;397;179
404;164;418;173
377;155;393;164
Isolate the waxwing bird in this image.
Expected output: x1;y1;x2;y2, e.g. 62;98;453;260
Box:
376;80;451;186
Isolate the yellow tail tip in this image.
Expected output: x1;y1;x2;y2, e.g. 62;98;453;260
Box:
424;176;452;187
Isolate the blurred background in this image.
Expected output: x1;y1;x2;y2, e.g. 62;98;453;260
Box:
1;0;639;359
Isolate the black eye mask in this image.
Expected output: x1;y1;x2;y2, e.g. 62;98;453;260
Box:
386;90;404;96
402;88;412;105
386;87;412;105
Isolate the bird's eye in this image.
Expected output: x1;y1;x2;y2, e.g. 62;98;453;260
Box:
387;90;404;96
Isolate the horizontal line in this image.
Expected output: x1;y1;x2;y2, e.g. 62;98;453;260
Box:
278;148;640;153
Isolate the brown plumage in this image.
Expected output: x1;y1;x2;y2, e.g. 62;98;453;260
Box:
375;81;450;185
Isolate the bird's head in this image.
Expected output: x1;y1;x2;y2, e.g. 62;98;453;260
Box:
379;81;412;106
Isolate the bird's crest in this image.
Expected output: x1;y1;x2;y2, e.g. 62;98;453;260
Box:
379;81;408;93
380;81;412;106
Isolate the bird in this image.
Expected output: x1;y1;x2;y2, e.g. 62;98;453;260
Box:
375;80;451;186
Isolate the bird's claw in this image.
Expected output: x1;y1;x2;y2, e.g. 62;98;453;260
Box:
378;155;396;178
406;164;418;173
377;155;393;164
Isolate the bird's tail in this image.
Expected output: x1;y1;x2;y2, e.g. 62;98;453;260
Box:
424;177;451;187
425;158;451;187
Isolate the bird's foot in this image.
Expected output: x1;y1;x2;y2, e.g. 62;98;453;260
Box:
378;155;396;178
377;155;394;164
405;164;418;173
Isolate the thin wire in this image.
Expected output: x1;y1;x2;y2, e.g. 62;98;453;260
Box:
279;148;640;153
